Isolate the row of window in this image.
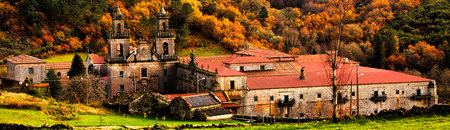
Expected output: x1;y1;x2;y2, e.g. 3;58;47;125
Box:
119;69;167;78
254;93;322;102
254;89;424;102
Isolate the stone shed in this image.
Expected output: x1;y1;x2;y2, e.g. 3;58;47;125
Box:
169;93;232;121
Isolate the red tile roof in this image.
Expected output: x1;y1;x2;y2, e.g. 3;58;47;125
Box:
247;65;432;90
163;92;229;102
47;62;87;69
91;54;106;64
33;83;49;88
47;62;72;69
180;60;246;77
7;55;46;64
223;56;272;64
222;103;241;108
236;48;296;58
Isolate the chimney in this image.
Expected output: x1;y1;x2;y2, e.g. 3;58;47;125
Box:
299;67;305;80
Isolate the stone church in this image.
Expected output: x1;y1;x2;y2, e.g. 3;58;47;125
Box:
105;6;178;97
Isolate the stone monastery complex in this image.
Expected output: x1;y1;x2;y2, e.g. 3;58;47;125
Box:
6;6;438;119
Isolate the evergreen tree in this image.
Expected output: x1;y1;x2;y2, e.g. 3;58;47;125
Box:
67;53;86;78
45;68;61;98
371;34;385;68
258;6;268;23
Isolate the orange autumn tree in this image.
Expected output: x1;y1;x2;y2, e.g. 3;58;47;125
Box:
405;41;444;72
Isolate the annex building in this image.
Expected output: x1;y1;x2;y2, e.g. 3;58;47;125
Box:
5;6;438;119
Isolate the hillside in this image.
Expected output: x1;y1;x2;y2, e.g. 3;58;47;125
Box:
0;0;437;61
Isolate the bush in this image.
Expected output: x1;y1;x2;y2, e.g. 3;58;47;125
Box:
27;88;47;98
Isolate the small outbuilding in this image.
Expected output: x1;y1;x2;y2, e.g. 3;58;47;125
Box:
169;93;232;121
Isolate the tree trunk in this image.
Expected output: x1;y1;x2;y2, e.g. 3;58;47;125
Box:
332;23;343;122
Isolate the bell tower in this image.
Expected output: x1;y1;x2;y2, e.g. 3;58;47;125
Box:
154;5;176;60
107;5;130;62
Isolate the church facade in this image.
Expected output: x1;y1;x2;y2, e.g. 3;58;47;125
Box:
105;6;178;97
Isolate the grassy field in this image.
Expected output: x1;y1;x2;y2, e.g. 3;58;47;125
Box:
221;114;450;129
178;45;230;57
42;53;88;63
0;107;244;127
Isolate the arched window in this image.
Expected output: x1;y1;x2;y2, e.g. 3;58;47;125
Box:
162;22;166;31
119;44;124;56
163;42;169;55
117;23;121;33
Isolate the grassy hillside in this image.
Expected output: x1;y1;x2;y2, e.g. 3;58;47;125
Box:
42;53;87;63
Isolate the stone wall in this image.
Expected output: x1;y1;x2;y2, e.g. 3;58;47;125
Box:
107;61;177;97
226;63;275;72
7;62;46;83
239;81;437;118
155;37;175;56
176;64;247;95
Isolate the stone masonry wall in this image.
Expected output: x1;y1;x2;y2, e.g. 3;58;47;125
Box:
107;61;177;97
239;81;436;118
7;63;46;83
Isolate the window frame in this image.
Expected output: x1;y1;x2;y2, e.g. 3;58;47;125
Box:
141;68;148;78
119;71;124;78
28;67;34;74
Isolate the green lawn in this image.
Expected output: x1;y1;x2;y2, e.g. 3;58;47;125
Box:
43;53;88;63
219;114;450;129
0;107;244;127
178;45;230;57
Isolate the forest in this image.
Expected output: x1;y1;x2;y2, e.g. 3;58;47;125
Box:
0;0;448;87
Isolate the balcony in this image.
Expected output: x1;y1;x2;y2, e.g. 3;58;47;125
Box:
108;30;130;39
152;29;175;38
410;95;433;101
107;57;127;62
337;96;348;104
278;99;295;107
370;95;387;103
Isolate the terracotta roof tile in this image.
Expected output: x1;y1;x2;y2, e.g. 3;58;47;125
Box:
180;60;246;77
47;62;86;69
236;48;296;58
163;92;229;102
7;55;45;64
91;54;106;64
247;65;432;90
33;83;49;88
47;62;72;69
223;56;272;64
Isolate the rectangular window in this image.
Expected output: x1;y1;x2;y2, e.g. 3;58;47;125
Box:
351;92;355;96
29;68;34;74
300;94;303;99
374;91;379;97
254;96;258;101
163;69;167;76
396;90;400;94
270;96;274;101
239;66;244;71
120;85;124;92
120;71;124;78
317;93;322;98
382;91;386;95
230;80;235;90
417;89;421;96
141;68;147;77
284;95;289;102
260;65;265;70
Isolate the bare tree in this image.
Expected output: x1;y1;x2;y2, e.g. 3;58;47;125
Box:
327;0;354;122
60;75;107;103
